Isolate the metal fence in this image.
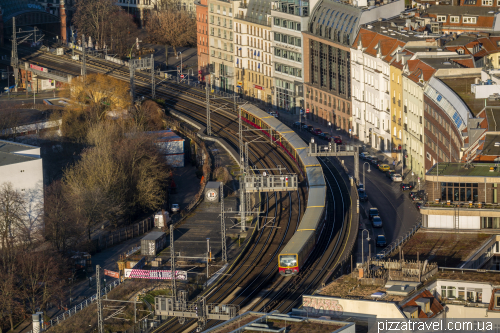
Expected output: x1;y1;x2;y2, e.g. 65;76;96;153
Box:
377;222;422;259
26;279;121;333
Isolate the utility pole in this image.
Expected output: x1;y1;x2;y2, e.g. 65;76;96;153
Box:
151;54;155;99
11;17;18;92
239;104;246;232
96;265;104;333
170;224;176;300
206;79;211;136
81;33;86;78
221;182;227;262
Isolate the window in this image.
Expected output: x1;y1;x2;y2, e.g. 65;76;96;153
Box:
441;286;456;298
463;17;477;23
274;18;280;26
482;0;493;5
450;16;460;23
437;15;446;22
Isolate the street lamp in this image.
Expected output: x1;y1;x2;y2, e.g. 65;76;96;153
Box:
361;229;371;265
176;51;183;77
363;162;371;190
328;121;332;136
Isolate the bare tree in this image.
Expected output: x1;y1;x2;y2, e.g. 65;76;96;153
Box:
146;10;197;66
0;182;25;266
0;269;23;332
130;100;166;131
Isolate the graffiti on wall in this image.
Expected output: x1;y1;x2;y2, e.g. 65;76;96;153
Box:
302;296;344;318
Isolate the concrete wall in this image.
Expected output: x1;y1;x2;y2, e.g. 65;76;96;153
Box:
446;304;500;318
165;154;185;168
156;140;184;155
302;295;406;319
0;158;43;194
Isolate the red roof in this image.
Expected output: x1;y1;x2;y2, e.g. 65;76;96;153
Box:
401;290;444;319
406;59;436;83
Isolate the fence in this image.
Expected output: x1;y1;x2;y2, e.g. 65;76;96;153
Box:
95;218;154;251
26;280;121;333
377;222;422;259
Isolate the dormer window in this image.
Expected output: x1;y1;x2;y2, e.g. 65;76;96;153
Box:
450;16;460;23
457;48;464;54
482;0;493;5
437;15;446;22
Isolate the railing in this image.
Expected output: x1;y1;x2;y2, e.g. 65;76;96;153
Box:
26;280;122;333
377;222;421;259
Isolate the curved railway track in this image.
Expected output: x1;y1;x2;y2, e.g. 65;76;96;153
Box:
8;48;354;333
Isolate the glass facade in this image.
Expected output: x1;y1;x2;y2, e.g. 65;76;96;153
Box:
440;182;478;202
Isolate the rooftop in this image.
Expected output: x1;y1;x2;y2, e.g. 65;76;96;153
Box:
425;5;500;16
485;107;500;132
480;134;500;157
441;77;500;116
427;162;500;177
317;274;407;302
434;269;500;284
389;229;491;267
0;140;40;167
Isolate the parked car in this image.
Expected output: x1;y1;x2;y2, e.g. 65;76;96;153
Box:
386;170;396;179
307;125;314;132
400;183;414;191
302;124;309;129
319;133;327;139
358;188;368;202
357;183;364;190
416;202;422;210
368;207;379;220
359;152;368;159
293;121;301;128
270;111;278;118
378;164;390;172
312;128;322;135
323;134;332;142
376;235;387;247
333;136;342;144
391;173;403;182
370;158;381;167
372;216;383;228
171;204;180;213
410;190;425;201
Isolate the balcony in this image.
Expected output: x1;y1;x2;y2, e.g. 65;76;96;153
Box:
233;13;271;26
392;116;396;122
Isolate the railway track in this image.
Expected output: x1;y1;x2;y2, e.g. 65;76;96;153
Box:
6;48;355;333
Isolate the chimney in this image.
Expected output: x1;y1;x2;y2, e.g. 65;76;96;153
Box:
60;0;67;43
0;6;3;47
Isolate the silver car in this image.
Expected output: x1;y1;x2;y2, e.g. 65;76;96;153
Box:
391;173;403;182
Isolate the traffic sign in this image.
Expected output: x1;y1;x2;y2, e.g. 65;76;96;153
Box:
306;108;310;113
180;74;185;79
349;129;352;133
285;177;288;182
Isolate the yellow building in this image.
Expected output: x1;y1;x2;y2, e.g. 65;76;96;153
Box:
234;1;273;106
390;58;404;162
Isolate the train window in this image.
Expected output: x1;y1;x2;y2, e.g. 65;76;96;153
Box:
280;255;297;267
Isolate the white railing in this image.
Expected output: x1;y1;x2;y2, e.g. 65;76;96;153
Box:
26;279;121;333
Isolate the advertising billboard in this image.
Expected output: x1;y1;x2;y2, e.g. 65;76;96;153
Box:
124;269;187;280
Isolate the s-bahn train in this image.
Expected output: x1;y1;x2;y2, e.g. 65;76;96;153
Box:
239;105;326;277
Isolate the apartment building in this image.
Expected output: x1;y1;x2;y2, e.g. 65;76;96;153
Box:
303;0;404;131
208;0;236;92
196;0;210;82
351;28;404;153
270;0;315;113
234;0;273;105
390;53;407;162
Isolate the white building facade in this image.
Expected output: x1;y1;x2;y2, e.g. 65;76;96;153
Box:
351;43;392;153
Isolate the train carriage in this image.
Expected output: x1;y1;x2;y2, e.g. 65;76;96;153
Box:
241;105;327;277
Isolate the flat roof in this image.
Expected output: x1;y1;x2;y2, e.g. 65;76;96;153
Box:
486;108;500;132
481;134;500;157
318;275;406;302
426;5;499;16
427;162;500;177
391;229;491;267
440;77;500;116
435;269;500;284
141;231;165;241
0;140;40;167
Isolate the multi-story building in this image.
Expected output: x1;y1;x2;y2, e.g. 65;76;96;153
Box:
424;6;500;34
270;0;315;113
390;52;408;162
351;28;404;153
234;0;273;105
303;0;404;131
196;0;210;82
208;0;236;91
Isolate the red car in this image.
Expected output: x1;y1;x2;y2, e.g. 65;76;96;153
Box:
333;136;342;144
312;128;322;135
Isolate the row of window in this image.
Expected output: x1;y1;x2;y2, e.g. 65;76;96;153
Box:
275;63;302;78
441;286;482;302
274;33;301;47
273;18;301;31
209;4;232;14
210;15;233;28
436;15;477;24
210;27;233;40
424;103;461;150
274;48;302;62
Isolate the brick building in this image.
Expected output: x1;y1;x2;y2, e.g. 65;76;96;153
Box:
196;0;210;82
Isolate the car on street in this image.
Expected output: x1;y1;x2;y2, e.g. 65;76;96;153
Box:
416;202;422;210
307;125;314;132
368;207;379;220
359;152;368;159
391;173;403;182
333;136;342;144
293;121;302;128
410;190;425;201
400;183;414;191
270;111;278;118
370;158;381;168
323;134;332;142
171;204;180;213
358;188;368;202
376;235;387;247
378;164;390;172
312;128;322;135
372;216;383;227
302;124;309;129
359;221;365;230
357;183;364;190
386;170;396;179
